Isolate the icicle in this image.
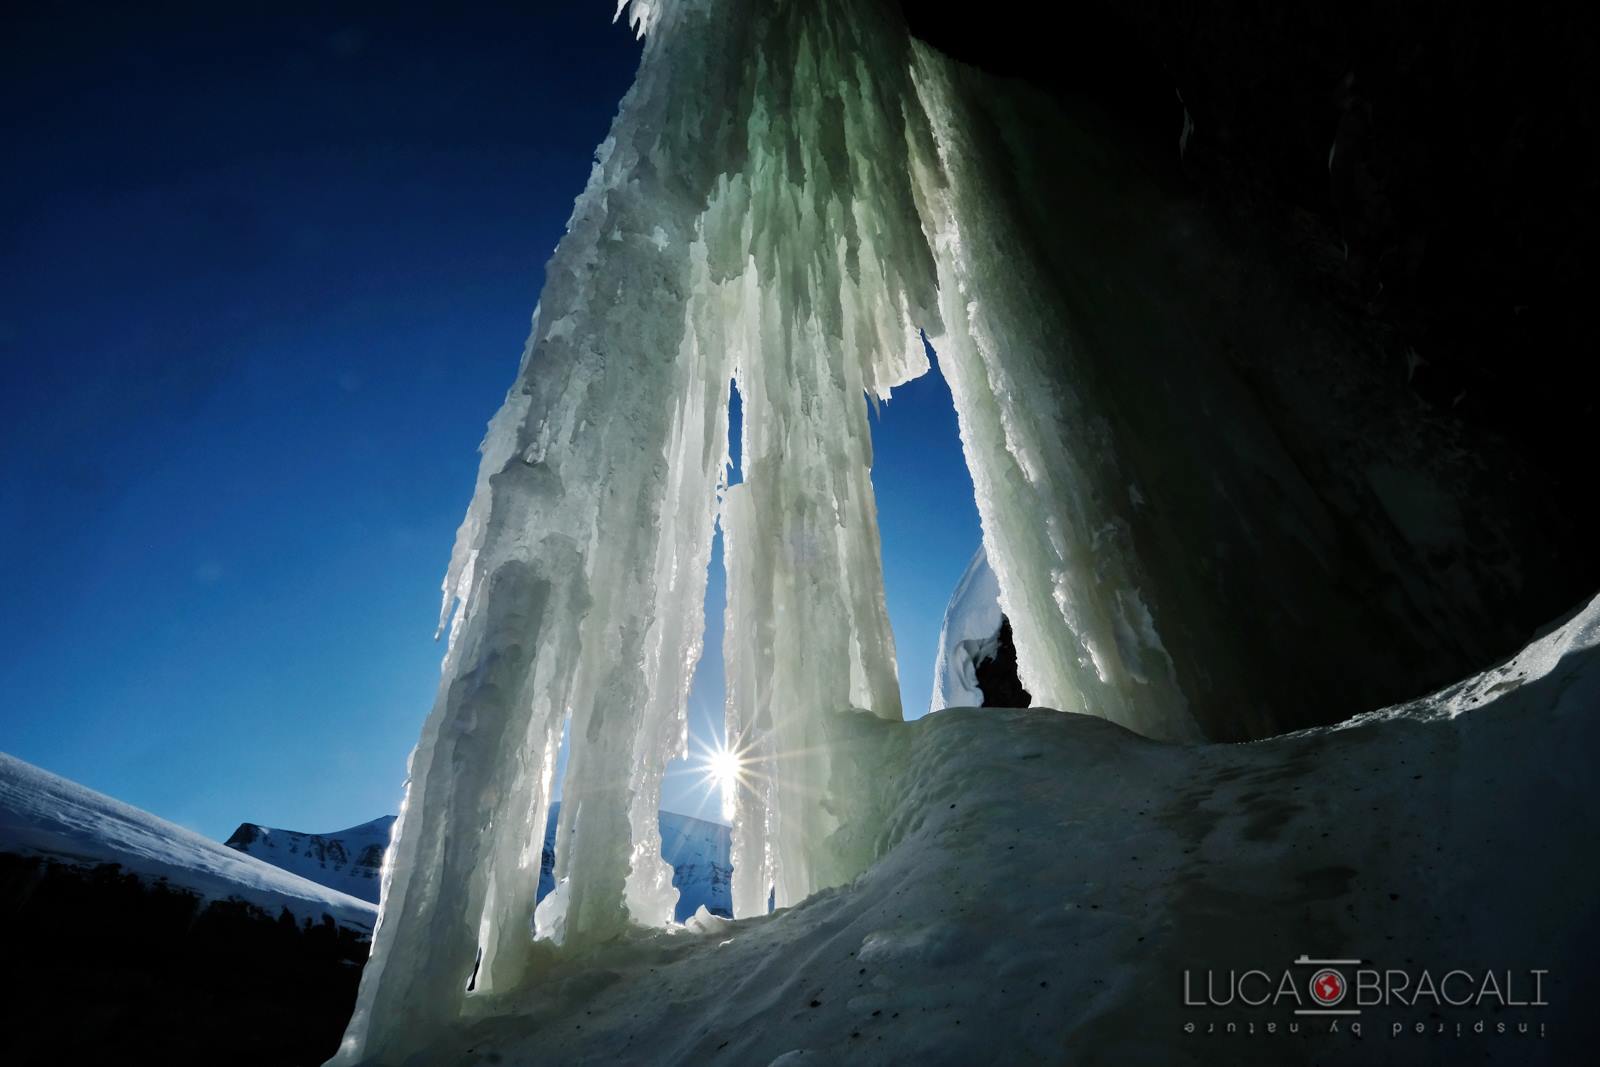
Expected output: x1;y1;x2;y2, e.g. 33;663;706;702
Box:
905;49;1199;743
335;2;1201;1062
332;3;744;1060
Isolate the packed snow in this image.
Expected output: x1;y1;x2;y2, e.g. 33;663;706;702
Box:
227;816;397;904
0;751;376;933
364;591;1600;1065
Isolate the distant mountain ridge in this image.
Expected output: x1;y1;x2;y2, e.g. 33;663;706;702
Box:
226;815;394;904
232;803;733;920
542;802;733;922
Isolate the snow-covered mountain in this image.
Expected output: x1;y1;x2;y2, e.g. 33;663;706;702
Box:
541;804;731;921
930;547;1005;711
0;751;376;933
640;806;732;921
930;546;1030;712
226;815;394;904
230;802;732;921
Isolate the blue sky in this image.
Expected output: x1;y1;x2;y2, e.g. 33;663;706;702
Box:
0;5;980;839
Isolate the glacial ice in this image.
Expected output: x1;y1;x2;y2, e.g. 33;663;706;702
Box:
332;2;1204;1060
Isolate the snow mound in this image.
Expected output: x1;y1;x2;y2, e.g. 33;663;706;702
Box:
392;591;1600;1065
227;816;396;904
0;752;377;933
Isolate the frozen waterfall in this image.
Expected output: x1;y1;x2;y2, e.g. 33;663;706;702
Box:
331;2;1197;1061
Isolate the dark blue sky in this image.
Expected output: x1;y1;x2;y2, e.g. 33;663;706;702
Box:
0;4;980;840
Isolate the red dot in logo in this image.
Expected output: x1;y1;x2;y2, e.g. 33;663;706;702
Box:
1310;968;1347;1006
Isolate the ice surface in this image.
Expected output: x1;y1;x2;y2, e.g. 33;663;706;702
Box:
0;751;376;932
928;545;1004;712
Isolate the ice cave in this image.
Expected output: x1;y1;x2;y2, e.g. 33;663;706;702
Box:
314;2;1598;1064
11;0;1597;1064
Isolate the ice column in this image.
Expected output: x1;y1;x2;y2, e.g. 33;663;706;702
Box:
906;50;1200;742
335;1;1205;1061
335;0;942;1059
332;3;741;1061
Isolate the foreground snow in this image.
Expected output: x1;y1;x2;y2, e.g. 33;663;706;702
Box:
381;591;1598;1066
0;753;377;933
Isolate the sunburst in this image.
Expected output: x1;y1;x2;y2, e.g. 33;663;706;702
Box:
693;735;753;822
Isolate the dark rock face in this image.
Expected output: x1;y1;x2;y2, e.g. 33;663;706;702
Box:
901;1;1598;738
0;853;367;1066
904;2;1600;447
975;616;1032;709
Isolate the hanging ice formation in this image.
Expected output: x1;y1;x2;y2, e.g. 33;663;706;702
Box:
331;1;1197;1061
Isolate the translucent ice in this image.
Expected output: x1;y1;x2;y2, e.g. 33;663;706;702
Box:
332;3;1197;1061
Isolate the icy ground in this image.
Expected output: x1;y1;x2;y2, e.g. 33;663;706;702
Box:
388;592;1598;1066
0;752;376;932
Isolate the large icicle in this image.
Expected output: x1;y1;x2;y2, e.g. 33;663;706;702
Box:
713;0;940;918
906;50;1201;743
335;1;939;1060
332;3;742;1061
336;1;1205;1061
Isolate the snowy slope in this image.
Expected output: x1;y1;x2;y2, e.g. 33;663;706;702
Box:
928;545;1004;713
0;752;376;933
226;815;395;904
396;591;1600;1066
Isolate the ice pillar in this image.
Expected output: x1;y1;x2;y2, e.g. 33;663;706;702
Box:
332;3;741;1061
906;50;1200;742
